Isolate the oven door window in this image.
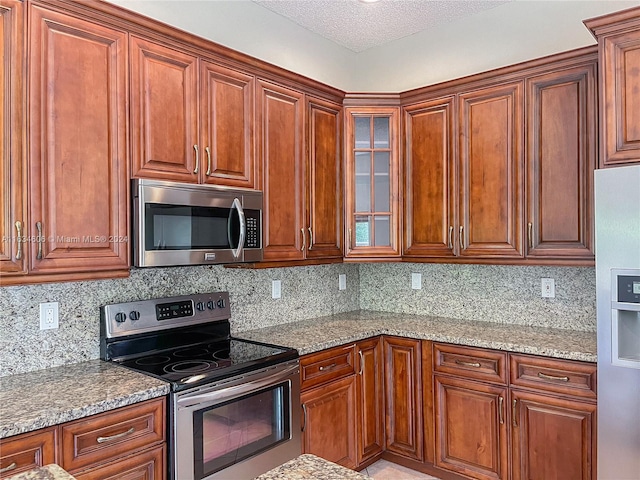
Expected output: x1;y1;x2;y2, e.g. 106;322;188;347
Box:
192;382;291;479
144;204;240;251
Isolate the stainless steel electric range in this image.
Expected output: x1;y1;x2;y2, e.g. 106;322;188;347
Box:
100;291;301;480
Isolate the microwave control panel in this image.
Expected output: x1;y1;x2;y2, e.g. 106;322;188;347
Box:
245;210;261;249
617;275;640;304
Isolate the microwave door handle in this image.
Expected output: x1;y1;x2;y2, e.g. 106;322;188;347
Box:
229;197;246;259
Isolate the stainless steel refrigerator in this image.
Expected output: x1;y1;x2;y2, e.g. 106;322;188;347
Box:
595;164;640;479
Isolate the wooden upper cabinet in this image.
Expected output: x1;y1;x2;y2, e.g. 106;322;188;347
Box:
403;97;456;258
0;0;25;278
26;5;129;277
586;7;640;166
526;63;596;261
257;79;305;261
306;97;343;260
200;61;255;188
345;107;401;259
459;82;523;258
130;36;199;182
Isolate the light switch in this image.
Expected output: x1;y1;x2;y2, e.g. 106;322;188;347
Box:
339;274;347;291
411;273;422;290
272;280;281;299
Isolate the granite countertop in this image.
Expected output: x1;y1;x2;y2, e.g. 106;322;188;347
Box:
254;454;372;480
4;465;76;480
0;360;169;439
235;310;597;363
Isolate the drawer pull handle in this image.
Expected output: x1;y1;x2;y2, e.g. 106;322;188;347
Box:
512;399;518;427
97;426;135;444
499;396;504;424
455;359;481;368
319;363;336;371
537;372;569;382
0;463;17;474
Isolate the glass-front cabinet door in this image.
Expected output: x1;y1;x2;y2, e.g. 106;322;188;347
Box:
345;107;400;258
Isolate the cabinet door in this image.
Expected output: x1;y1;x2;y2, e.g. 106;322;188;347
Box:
257;79;305;261
130;36;198;182
403;97;457;258
526;64;596;261
28;6;129;276
345;107;400;258
459;83;523;258
600;28;640;166
306;97;343;259
0;427;57;479
356;337;384;464
511;389;596;480
301;376;358;469
0;0;25;279
383;337;423;462
434;376;508;480
200;61;255;188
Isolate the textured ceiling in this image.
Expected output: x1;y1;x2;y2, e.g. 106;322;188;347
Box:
253;0;512;52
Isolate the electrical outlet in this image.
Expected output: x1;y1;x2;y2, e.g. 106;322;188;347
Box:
541;278;555;298
40;302;59;330
339;274;347;291
272;280;281;299
411;273;422;290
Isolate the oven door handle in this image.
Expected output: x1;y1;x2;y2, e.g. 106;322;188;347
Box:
177;363;298;410
228;197;246;259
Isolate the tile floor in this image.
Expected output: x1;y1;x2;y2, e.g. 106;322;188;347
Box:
364;459;441;479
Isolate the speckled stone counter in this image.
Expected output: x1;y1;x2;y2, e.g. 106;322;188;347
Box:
4;465;76;480
254;454;372;480
236;310;597;363
0;360;169;439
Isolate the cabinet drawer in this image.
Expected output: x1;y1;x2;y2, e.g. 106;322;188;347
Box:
300;344;356;390
0;428;57;479
433;343;508;384
72;444;165;480
510;354;596;400
60;398;165;473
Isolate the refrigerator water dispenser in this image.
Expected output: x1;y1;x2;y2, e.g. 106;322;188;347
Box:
611;269;640;369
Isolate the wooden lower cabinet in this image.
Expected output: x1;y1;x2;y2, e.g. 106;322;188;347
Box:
0;398;166;480
511;389;596;480
301;375;358;469
434;376;509;480
0;427;57;478
356;337;385;464
383;337;423;462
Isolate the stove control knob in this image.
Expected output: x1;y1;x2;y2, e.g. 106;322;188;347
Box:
129;311;140;321
196;301;205;312
207;300;215;310
115;312;127;323
217;299;226;308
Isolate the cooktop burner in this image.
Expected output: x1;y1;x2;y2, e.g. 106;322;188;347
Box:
119;338;289;385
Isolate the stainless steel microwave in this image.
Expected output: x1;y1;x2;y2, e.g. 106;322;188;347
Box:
132;179;262;267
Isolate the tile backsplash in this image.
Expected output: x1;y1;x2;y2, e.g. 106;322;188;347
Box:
359;263;596;331
1;262;595;376
0;263;359;376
